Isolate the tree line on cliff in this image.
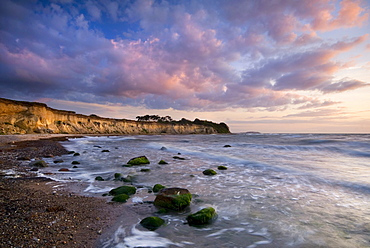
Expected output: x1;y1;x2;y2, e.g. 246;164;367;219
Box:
136;115;230;133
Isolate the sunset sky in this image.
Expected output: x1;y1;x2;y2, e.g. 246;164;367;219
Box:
1;0;369;133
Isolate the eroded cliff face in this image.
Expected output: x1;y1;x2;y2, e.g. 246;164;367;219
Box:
0;98;220;135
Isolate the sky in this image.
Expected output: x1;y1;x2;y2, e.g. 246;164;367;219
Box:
0;0;369;133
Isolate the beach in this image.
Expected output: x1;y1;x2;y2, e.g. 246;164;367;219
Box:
0;134;128;248
1;134;369;247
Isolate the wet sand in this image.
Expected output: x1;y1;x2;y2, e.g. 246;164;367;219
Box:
0;134;133;247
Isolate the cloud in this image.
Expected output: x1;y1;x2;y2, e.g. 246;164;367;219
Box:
320;78;369;93
0;0;369;113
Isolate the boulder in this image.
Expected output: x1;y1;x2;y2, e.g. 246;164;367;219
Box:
223;145;231;147
153;184;165;193
73;153;80;156
112;194;129;203
127;156;150;165
58;168;69;172
140;216;165;231
109;185;136;196
217;165;228;170
71;161;80;165
140;168;151;172
95;176;104;181
102;150;110;152
154;187;192;211
203;169;217;175
53;159;64;163
186;207;217;226
158;160;168;164
29;160;48;167
114;173;122;180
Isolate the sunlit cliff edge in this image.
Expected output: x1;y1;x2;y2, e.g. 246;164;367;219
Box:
0;98;230;135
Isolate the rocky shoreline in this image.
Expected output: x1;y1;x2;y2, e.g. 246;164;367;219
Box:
0;135;129;247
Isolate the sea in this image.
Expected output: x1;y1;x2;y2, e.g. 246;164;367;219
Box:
39;133;370;248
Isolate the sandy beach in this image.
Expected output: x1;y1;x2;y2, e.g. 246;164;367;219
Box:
0;134;127;247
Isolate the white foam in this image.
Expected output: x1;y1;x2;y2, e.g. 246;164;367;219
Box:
121;225;183;248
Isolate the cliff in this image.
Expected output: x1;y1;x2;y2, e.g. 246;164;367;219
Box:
0;98;230;135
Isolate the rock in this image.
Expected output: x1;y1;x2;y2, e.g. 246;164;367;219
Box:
203;169;217;175
53;159;64;163
122;175;135;183
67;151;75;154
154;188;192;211
44;154;54;158
186;207;217;226
71;161;80;165
109;185;136;196
160;146;167;150
217;165;228;170
127;156;150;165
140;216;165;231
153;184;165;193
72;166;78;168
158;160;168;164
140;168;151;172
173;156;185;160
73;153;80;156
58;168;69;172
17;156;31;161
102;150;110;152
111;194;129;203
30;168;38;171
94;145;102;148
114;173;122;180
95;176;104;181
223;145;231;147
29;160;48;167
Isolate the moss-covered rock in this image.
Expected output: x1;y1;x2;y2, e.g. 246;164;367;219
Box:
186;207;217;226
112;194;129;203
154;188;192;211
127;156;150;165
95;176;104;181
203;169;217;175
140;216;165;231
109;185;136;196
114;173;122;180
153;184;165;193
217;165;228;170
29;160;48;167
158;160;168;164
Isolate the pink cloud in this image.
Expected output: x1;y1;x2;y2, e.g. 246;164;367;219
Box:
312;0;369;31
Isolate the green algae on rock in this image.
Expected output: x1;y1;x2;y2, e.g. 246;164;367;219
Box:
158;160;168;164
112;194;129;203
153;184;166;193
140;216;165;231
109;185;136;196
217;165;228;170
154;187;192;211
114;173;122;180
203;169;217;175
127;156;150;165
186;207;217;226
95;176;104;181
